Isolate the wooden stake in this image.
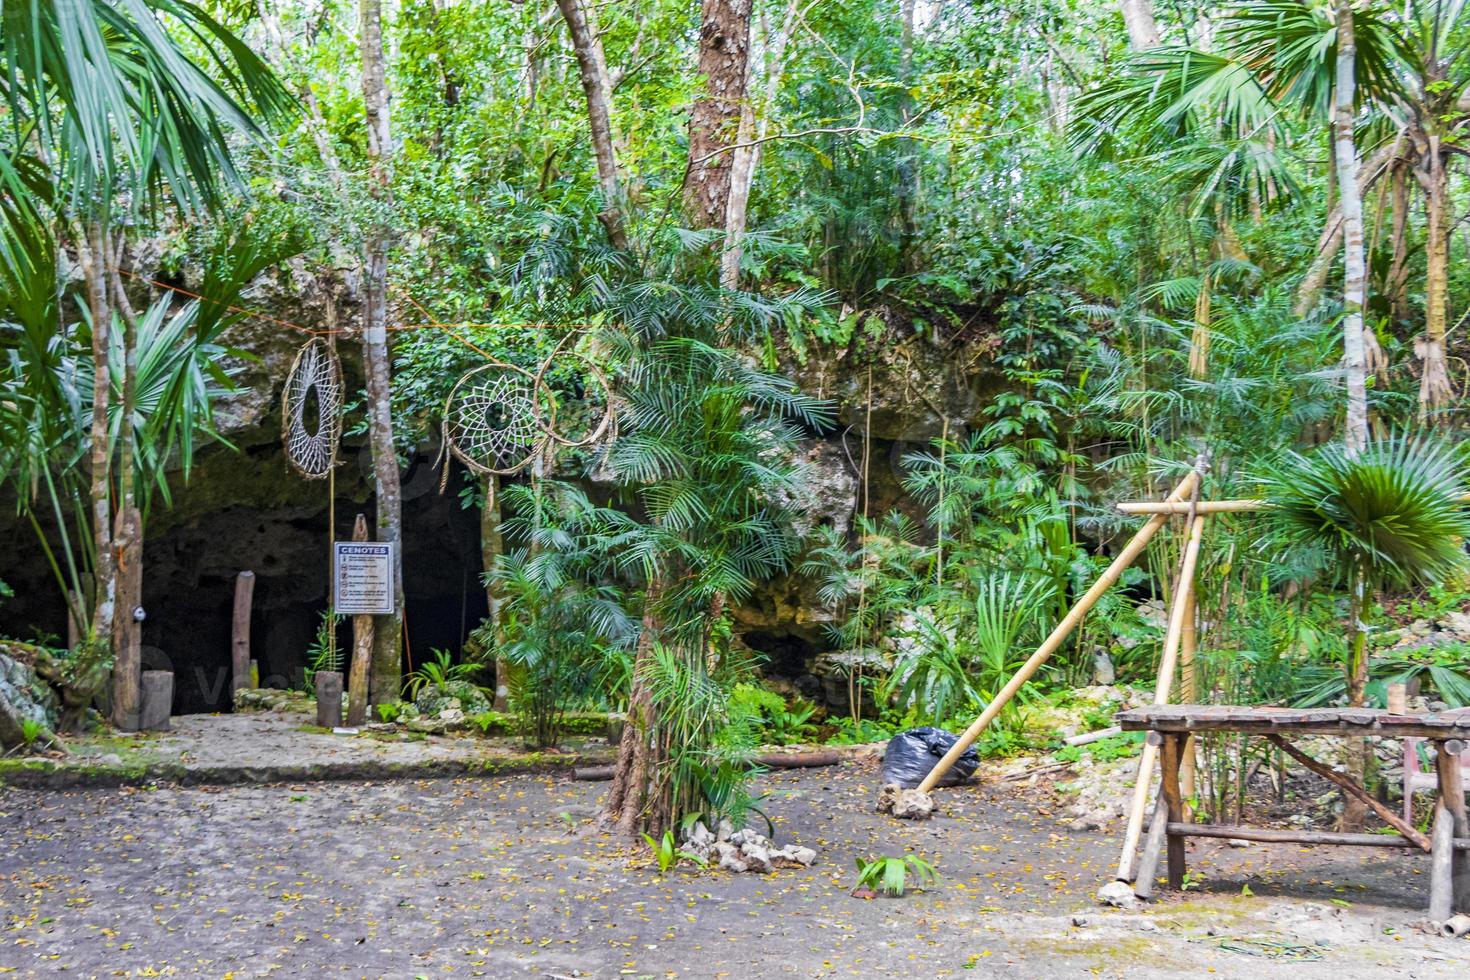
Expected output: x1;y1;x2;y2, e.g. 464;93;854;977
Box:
345;514;375;726
1116;513;1205;881
1267;734;1431;851
916;470;1200;794
231;571;255;701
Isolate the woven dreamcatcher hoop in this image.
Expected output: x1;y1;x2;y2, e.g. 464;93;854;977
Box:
442;359;555;476
530;344;618;450
281;338;343;479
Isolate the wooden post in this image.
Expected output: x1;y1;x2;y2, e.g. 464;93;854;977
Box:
1160;732;1187;890
231;571;255;700
316;670;344;728
345;514;375;726
1437;739;1468;911
1133;795;1169;900
139;670;173;731
1116;512;1205;881
1430;796;1455;923
915;470;1201;793
110;507;143;732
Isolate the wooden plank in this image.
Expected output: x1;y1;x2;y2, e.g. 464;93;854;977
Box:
1117;704;1470;739
1165;824;1421;848
1266;734;1431;851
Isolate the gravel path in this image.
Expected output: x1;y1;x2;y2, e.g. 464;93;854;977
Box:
1;762;1463;978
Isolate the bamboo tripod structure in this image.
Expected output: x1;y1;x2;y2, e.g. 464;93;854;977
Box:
915;468;1202;794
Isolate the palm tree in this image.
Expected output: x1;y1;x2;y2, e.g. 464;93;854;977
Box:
0;0;290;725
1259;435;1470;826
1073;1;1416;451
596;333;833;836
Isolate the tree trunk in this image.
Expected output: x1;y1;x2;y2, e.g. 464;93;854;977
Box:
110;507;143;731
555;0;630;250
895;0;919;272
1119;0;1161;49
359;0;405;704
1293;140;1398;316
604;576;665;837
77;224;115;646
719;0;798;290
1386;160;1411;323
481;475;509;710
1332;2;1369;457
1416;146;1453;418
685;0;754;230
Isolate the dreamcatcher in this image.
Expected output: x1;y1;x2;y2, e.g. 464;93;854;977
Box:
442;340;618;478
442;360;554;475
281;338;343;479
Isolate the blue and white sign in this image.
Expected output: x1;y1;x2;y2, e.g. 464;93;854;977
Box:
333;542;396;615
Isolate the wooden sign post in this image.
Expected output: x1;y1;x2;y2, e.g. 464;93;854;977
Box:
344;515;376;726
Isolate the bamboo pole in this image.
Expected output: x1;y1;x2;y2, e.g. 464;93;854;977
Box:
1118;492;1470;515
1179;581;1198;807
1116;512;1205;882
1116;500;1267;514
914;470;1200;795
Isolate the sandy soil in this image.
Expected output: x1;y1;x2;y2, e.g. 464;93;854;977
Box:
1;761;1464;978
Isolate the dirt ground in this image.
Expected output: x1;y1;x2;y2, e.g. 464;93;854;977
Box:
2;760;1465;978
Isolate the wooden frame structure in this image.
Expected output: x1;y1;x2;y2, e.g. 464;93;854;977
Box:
1117;705;1470;918
910;469;1470;916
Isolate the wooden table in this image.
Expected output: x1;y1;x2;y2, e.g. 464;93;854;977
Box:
1115;704;1470;919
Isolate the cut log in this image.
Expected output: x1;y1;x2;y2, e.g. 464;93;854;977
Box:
1065;726;1121;747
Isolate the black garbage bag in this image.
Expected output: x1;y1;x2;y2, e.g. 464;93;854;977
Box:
880;726;979;788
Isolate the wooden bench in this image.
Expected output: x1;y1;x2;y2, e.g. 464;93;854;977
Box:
1115;704;1470;919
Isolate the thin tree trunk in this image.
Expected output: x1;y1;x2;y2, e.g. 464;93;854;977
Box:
555;0;630;250
481;475;509;710
1333;2;1369;457
719;0;798;290
1294;140;1398;316
1119;0;1161;49
685;0;754;230
1416;146;1453;418
77;224;115;646
359;0;405;704
1386;160;1411;323
604;575;665;836
895;0;919;272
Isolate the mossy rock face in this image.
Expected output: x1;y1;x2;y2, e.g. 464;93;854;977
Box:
415;681;490;717
0;646;60;749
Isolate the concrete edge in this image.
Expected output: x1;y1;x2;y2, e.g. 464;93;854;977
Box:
0;750;613;790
